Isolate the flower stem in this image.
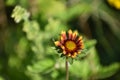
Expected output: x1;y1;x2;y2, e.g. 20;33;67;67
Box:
66;57;69;80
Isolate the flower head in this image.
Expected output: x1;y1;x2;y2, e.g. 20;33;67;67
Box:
108;0;120;10
54;30;84;58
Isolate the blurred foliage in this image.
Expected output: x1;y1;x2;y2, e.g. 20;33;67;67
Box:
0;0;120;80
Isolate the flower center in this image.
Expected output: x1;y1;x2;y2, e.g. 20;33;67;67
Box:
65;40;76;51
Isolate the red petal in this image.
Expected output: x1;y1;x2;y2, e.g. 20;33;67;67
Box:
76;36;82;43
60;31;67;43
68;29;72;39
61;31;67;40
54;41;61;46
72;31;78;40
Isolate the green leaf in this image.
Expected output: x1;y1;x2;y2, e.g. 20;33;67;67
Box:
23;21;40;40
51;70;59;79
60;54;65;57
56;3;92;21
0;76;4;80
11;6;30;23
27;59;54;73
97;63;120;79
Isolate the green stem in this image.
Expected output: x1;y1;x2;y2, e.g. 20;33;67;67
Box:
66;57;69;80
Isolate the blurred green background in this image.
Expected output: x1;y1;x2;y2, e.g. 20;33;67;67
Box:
0;0;120;80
